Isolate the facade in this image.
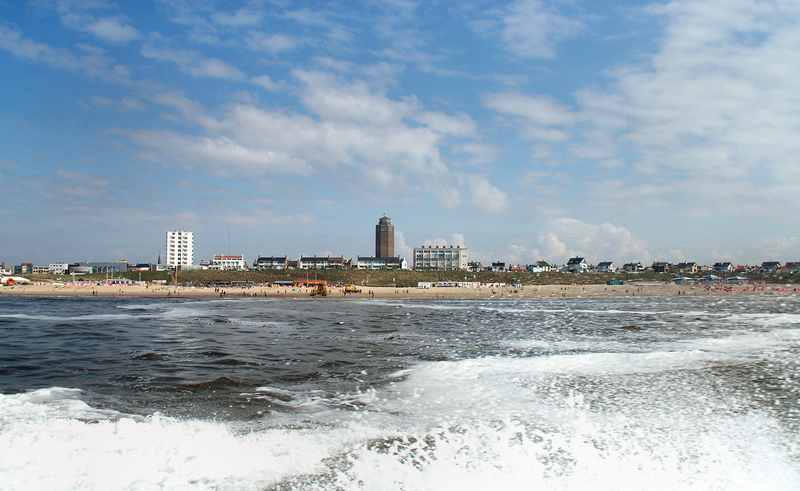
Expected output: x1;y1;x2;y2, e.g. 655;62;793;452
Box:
68;265;93;275
375;216;394;258
166;228;194;268
676;262;698;274
491;262;507;272
254;256;288;270
49;263;70;275
357;256;408;270
566;257;589;273
713;262;733;272
75;261;129;273
298;256;350;269
596;261;617;273
623;262;644;273
209;254;246;270
413;246;468;271
528;261;551;273
651;262;672;273
760;261;781;273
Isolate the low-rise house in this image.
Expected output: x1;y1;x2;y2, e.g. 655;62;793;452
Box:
491;262;507;272
528;261;551;273
651;262;672;273
713;262;733;273
254;256;288;270
208;254;246;271
782;262;800;273
760;261;781;273
509;264;527;272
467;261;485;272
623;262;644;273
596;261;617;273
567;257;589;273
676;262;698;274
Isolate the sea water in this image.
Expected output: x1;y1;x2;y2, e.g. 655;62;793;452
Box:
1;294;799;490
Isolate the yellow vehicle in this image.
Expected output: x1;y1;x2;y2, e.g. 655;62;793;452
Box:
344;284;362;294
310;284;328;296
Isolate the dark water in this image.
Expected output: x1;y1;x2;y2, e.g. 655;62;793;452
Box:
1;294;799;489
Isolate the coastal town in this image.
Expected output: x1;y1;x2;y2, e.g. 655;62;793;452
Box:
1;217;797;282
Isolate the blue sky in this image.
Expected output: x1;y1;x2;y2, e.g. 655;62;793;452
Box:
2;0;799;267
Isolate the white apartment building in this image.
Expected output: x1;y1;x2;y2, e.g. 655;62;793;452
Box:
209;254;246;270
49;263;69;275
166;228;194;268
413;245;468;271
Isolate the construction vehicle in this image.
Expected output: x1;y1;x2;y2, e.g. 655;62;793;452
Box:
344;284;362;294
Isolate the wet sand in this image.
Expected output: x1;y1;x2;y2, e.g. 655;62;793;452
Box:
1;283;795;299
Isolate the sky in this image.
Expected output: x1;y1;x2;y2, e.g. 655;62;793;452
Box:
1;0;799;268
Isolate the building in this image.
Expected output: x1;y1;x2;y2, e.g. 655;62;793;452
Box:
596;261;617;273
357;256;408;270
713;262;733;273
253;256;288;270
623;262;644;273
566;257;589;273
413;246;468;270
375;216;394;258
528;261;551;273
298;256;350;269
208;254;246;270
77;261;129;274
760;261;781;273
166;228;194;269
651;261;672;273
49;263;69;275
676;262;698;274
491;262;507;272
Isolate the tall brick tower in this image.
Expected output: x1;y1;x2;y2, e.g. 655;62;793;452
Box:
375;216;394;258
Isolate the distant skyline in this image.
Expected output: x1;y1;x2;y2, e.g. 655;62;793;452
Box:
2;0;799;267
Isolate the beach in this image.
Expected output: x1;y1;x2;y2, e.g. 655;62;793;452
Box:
0;282;794;299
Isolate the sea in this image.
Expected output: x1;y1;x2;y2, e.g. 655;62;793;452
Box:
1;293;799;490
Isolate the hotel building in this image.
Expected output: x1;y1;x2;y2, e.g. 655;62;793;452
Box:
413;245;468;271
166;228;194;269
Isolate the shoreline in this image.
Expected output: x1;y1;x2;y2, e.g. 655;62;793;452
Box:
1;283;797;299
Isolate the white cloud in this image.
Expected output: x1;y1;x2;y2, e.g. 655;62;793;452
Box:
36;1;141;44
211;9;262;27
125;130;313;177
83;16;141;44
250;75;287;91
0;25;133;83
126;75;507;212
90;95;145;112
246;32;297;54
394;230;413;260
501;0;583;58
487;0;800;219
141;39;245;80
532;219;652;265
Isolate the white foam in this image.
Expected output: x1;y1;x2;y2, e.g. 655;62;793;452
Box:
0;389;384;490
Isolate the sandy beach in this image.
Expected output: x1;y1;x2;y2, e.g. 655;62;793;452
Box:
1;282;795;299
